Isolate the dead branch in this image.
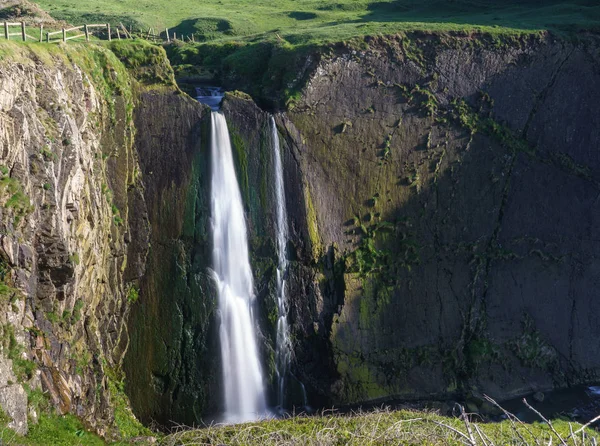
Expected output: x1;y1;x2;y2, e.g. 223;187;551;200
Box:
522;398;568;446
567;414;600;441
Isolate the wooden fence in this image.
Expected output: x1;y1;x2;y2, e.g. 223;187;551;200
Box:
2;21;198;44
3;21;40;41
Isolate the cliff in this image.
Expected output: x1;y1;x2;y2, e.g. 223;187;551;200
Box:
211;32;600;411
275;33;600;408
1;29;599;438
0;39;206;439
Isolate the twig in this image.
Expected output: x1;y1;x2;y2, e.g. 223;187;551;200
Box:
522;398;568;446
430;420;472;443
459;404;477;446
474;423;492;446
566;414;600;441
484;394;532;445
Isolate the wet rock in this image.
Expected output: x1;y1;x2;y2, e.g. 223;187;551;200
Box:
480;400;503;417
466;401;480;414
533;391;545;403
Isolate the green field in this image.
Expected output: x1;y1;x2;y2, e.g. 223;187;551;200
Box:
31;0;600;46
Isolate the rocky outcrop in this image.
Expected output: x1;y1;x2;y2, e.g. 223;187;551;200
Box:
273;33;600;407
0;40;182;438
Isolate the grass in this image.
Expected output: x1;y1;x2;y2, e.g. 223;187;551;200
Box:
18;414;107;446
0;405;596;445
0;412;112;446
29;0;600;47
162;406;600;445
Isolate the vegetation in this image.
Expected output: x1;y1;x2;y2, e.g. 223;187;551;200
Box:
163;406;600;445
126;284;139;303
0;413;107;446
104;365;152;440
0;171;33;225
0;324;36;382
31;0;600;46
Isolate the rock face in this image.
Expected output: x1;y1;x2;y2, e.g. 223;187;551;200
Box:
0;40;186;437
3;30;599;433
123;90;213;426
275;33;600;406
186;33;600;415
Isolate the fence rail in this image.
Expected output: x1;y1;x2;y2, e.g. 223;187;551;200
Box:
2;20;198;44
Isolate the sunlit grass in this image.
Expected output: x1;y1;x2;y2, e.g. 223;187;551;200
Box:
30;0;600;47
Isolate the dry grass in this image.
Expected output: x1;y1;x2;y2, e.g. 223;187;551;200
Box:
161;399;600;446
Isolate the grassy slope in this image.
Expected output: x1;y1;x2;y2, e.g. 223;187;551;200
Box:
30;0;600;46
164;408;600;445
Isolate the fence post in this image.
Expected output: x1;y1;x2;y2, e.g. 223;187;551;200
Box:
46;32;49;43
21;22;25;41
165;28;170;42
116;28;121;40
4;22;9;40
62;28;66;42
84;24;89;42
107;24;111;41
39;24;43;42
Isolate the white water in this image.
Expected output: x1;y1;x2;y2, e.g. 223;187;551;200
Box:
210;112;267;422
196;86;224;111
271;116;292;410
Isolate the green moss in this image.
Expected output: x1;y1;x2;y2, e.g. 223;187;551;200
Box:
465;337;499;371
45;311;59;324
550;151;592;180
73;350;92;376
68;253;80;266
107;40;176;87
106;371;151;439
71;299;84;323
229;129;249;204
127;284;139;304
0;324;36;382
449;97;534;155
24;383;51;415
0;283;20;303
226;90;252;100
40;147;56;161
0;405;10;426
509;314;558;370
304;184;322;261
0;176;33;224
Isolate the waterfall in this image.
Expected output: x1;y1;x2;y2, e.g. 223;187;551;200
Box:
210;111;267;423
271;116;292;410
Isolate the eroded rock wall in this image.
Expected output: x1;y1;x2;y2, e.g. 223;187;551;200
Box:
0;42;147;436
123;90;212;427
0;40;192;438
279;34;600;407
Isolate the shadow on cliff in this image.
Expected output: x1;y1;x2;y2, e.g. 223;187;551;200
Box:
279;62;600;407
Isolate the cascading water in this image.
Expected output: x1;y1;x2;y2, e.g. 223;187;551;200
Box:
270;116;293;411
210;111;267;423
196;86;225;111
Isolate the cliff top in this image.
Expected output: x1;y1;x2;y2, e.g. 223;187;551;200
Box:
26;0;600;46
